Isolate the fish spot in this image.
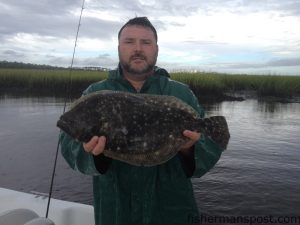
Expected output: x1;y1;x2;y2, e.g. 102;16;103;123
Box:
103;122;109;129
121;127;128;135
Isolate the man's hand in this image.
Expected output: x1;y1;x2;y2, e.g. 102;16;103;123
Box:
180;130;201;154
83;136;106;156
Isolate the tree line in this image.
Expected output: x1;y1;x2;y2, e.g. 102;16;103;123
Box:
0;61;109;71
0;61;66;70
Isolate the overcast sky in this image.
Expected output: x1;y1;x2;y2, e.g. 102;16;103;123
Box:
1;0;300;75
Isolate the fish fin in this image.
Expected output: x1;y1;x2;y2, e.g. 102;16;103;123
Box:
202;116;230;150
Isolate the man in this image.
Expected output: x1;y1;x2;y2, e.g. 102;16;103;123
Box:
60;17;223;225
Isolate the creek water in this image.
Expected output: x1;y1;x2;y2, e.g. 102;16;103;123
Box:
0;95;299;223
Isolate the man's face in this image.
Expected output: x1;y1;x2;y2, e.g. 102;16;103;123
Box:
118;25;158;77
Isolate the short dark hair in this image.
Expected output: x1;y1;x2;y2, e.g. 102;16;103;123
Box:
118;17;158;43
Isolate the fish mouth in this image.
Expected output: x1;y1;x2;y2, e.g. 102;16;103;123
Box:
57;119;73;137
57;119;86;142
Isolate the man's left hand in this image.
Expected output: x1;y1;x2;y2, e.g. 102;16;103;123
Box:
180;130;201;154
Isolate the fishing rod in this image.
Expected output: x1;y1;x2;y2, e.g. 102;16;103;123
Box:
46;0;86;218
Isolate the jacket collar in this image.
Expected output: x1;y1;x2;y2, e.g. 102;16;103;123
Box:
108;64;170;80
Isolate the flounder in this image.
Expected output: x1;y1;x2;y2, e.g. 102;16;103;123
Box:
57;90;230;166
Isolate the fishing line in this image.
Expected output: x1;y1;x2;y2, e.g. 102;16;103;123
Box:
46;0;86;218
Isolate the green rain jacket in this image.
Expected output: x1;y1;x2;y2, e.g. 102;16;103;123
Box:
60;66;223;225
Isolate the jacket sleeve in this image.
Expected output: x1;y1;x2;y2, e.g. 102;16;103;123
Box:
193;133;223;177
184;89;223;178
60;132;101;175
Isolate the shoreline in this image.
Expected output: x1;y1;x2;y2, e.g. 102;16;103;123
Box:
1;88;299;104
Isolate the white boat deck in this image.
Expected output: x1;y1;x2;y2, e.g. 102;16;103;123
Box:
0;188;95;225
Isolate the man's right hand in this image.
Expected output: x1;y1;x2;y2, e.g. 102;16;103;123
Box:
83;136;106;156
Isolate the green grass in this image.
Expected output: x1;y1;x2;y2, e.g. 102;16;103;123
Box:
0;68;299;99
171;72;300;98
0;68;107;97
171;72;226;96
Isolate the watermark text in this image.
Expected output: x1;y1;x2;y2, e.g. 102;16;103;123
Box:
187;214;300;225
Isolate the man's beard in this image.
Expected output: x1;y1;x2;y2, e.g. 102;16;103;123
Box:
120;53;157;77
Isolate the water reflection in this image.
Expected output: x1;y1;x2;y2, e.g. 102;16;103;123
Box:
256;99;299;114
195;99;300;217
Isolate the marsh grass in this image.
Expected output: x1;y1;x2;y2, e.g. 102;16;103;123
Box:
0;69;107;97
0;68;299;99
171;72;225;97
172;72;300;98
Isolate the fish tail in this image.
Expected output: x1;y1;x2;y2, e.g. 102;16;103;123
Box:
200;116;230;150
